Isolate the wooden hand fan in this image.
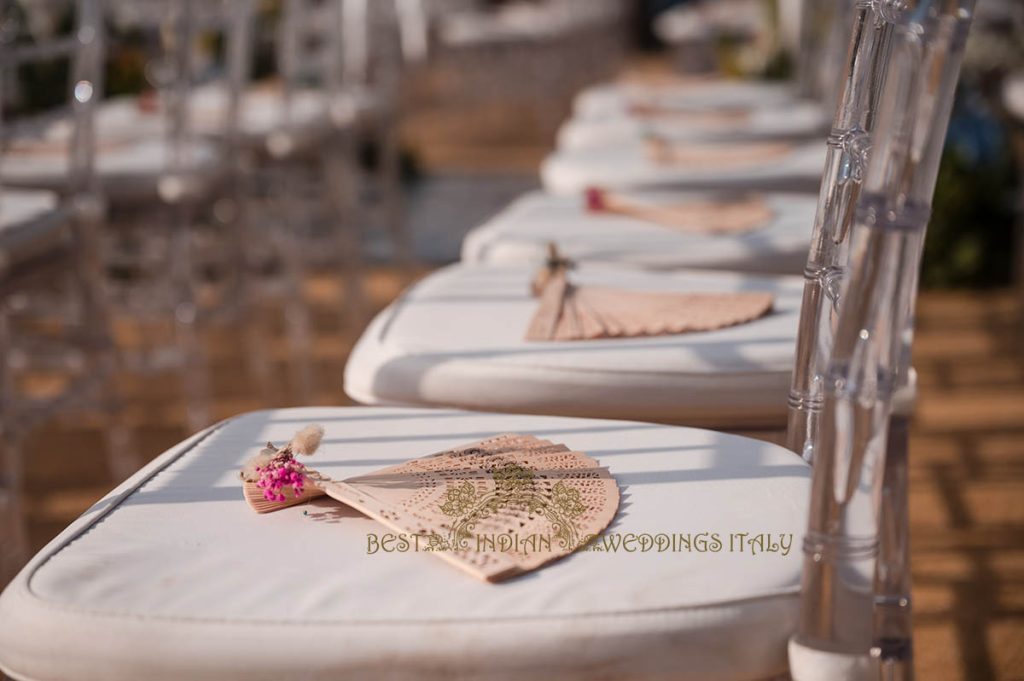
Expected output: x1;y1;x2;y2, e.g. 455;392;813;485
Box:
525;256;774;342
626;102;751;128
241;428;620;582
529;242;575;296
584;186;773;235
645;135;793;167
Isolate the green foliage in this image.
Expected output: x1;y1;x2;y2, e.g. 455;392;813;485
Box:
921;147;1018;289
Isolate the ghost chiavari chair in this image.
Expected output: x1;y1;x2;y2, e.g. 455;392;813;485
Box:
790;2;975;678
96;0;258;433
0;0;130;582
325;0;434;270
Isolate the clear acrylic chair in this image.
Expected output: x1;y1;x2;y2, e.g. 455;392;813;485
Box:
787;0;909;462
0;0;129;582
95;0;254;433
789;1;975;678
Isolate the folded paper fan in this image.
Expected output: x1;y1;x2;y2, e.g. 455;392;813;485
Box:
242;428;620;582
645;135;793;167
617;71;715;89
526;266;774;342
585;187;772;235
626;103;751;128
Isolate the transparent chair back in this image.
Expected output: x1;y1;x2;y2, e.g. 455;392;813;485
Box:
791;1;975;677
101;0;254;432
796;0;857;109
0;0;106;582
788;0;910;462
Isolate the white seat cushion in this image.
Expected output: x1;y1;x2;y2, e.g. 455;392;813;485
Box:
345;264;802;427
190;84;333;142
0;406;810;681
573;80;801;120
0;189;66;270
540;140;825;195
557;100;828;151
1;136;221;201
461;189;817;275
0;189;57;235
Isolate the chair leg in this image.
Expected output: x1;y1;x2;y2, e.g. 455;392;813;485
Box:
277;166;316;403
169;206;212;433
325;133;369;327
95;336;138;482
230;180;275;403
873;413;914;681
73;219;140;481
377;112;411;266
0;428;29;585
0;302;29;584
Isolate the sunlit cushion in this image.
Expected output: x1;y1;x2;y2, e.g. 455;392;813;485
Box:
345;264;802;428
0;406;809;681
461;189;816;275
557;100;827;151
540;140;825;195
573;80;800;120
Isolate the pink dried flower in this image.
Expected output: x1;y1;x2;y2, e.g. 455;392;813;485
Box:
240;424;326;503
253;458;308;502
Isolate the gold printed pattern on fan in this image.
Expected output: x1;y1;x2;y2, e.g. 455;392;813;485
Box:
320;434;619;582
646;136;793;167
585;187;772;235
526;269;774;342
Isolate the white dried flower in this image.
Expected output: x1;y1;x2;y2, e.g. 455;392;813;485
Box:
289;424;325;456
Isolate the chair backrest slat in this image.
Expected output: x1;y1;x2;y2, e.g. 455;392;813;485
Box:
787;0;909;463
793;0;974;664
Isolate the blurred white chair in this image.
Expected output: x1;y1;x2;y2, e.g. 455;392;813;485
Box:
0;0;129;582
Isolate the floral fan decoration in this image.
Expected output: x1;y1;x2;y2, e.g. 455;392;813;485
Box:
241;427;620;582
525;242;775;342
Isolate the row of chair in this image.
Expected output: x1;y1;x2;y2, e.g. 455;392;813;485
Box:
341;0;975;678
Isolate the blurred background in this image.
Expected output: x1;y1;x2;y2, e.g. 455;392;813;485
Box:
0;0;1022;678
